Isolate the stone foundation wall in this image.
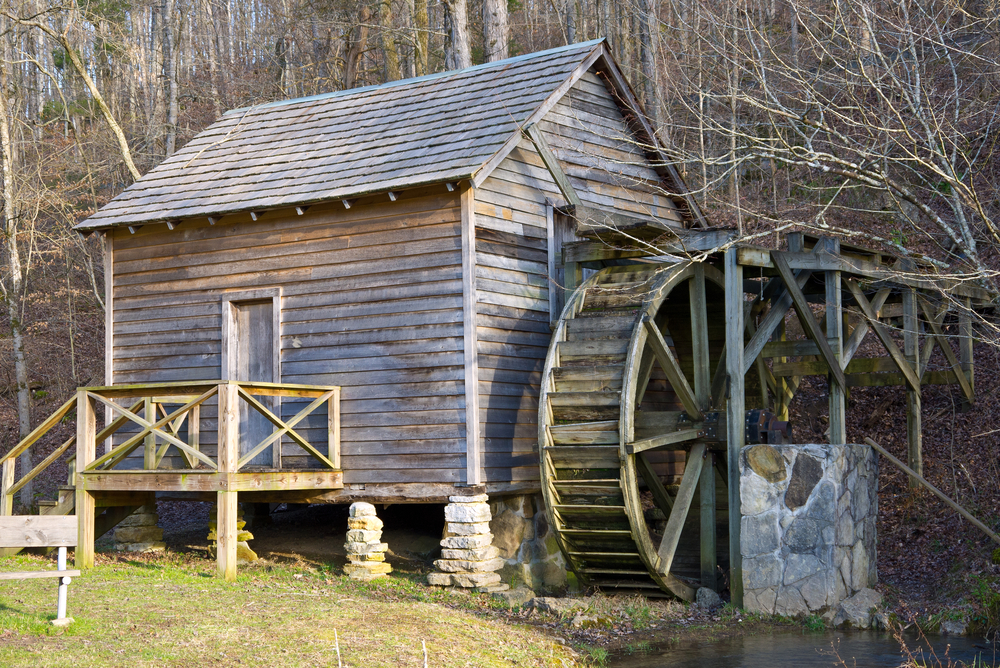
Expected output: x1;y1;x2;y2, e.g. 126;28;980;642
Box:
740;443;878;618
488;494;568;592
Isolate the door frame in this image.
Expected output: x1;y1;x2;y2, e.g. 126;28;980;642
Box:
220;288;282;467
220;288;282;383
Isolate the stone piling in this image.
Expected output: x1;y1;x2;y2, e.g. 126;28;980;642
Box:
114;504;166;553
207;503;259;564
343;502;391;581
428;495;508;593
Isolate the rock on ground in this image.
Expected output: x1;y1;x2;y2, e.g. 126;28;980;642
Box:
833;588;884;629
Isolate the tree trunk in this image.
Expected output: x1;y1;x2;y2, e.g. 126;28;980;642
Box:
163;0;179;156
204;0;222;117
565;0;577;43
638;0;657;127
380;0;401;81
0;24;31;508
343;7;371;89
443;0;472;70
482;0;509;62
414;0;428;75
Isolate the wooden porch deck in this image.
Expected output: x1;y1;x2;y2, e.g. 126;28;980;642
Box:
2;380;343;581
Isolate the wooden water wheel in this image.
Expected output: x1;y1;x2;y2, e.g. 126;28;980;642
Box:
538;261;732;600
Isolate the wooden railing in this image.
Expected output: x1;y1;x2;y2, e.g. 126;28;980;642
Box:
1;381;341;514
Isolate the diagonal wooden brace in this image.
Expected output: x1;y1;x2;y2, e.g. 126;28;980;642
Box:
918;297;974;403
86;389;218;470
235;387;337;470
772;252;848;396
843;286;891;363
656;443;706;575
844;279;921;393
643;316;703;420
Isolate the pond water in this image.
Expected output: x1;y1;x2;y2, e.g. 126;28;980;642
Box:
611;630;999;667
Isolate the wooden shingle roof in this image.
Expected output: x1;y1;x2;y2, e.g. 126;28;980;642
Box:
78;39;702;230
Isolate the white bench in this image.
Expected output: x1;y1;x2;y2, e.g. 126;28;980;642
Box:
0;516;81;626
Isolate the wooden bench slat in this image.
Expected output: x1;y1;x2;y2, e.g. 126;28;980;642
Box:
0;516;78;548
0;569;82;580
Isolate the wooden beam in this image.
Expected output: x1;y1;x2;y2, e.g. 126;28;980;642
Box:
845;279;922;393
959;297;974;411
656;443;706;575
918;298;974;404
1;459;13;516
295;206;309;216
626;428;704;455
218;383;239;473
864;438;1000;546
460;185;481;486
700;452;718;591
743;269;812;372
772;252;849;396
524;123;582;208
737;247;880;274
823;238;846;445
843;287;891;363
902;276;922;487
75;391;96;570
217;490;238;581
690;263;711;411
207;216;220;225
643;316;703;420
724;248;744;608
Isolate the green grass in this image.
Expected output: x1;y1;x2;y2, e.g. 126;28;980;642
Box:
0;551;577;667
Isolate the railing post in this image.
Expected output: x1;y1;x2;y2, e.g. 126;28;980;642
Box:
217;382;239;581
328;388;340;469
1;458;13;516
75;390;96;569
143;398;156;470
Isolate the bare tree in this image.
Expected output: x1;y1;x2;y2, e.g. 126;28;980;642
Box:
482;0;509;62
443;0;471;70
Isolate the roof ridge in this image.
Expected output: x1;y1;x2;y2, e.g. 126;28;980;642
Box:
225;39;605;116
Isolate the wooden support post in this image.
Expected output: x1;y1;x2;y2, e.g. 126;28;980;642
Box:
75;391;96;569
143;398;155;470
1;458;13;516
217;382;239;580
724;248;744;608
328;387;341;469
690;263;711;411
216;490;238;581
902;277;922;487
700;451;717;591
959;297;974;412
460;185;482;486
776;319;790;421
823;238;846;444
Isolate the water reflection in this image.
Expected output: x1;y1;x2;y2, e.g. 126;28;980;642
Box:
612;630;999;667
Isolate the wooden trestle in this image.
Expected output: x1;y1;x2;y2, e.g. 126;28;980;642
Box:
542;229;991;604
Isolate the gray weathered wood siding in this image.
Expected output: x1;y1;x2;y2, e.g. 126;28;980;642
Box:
473;69;685;485
475;137;561;484
110;189;468;484
540;71;684;225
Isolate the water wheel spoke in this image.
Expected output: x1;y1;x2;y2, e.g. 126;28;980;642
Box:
626;427;703;455
655;443;706;576
642;316;703;420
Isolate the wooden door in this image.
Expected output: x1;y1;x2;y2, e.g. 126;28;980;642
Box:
228;300;276;467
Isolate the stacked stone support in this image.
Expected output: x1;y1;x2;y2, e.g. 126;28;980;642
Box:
114;504;165;552
343;502;391;581
207;503;259;563
428;495;508;592
740;443;878;618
